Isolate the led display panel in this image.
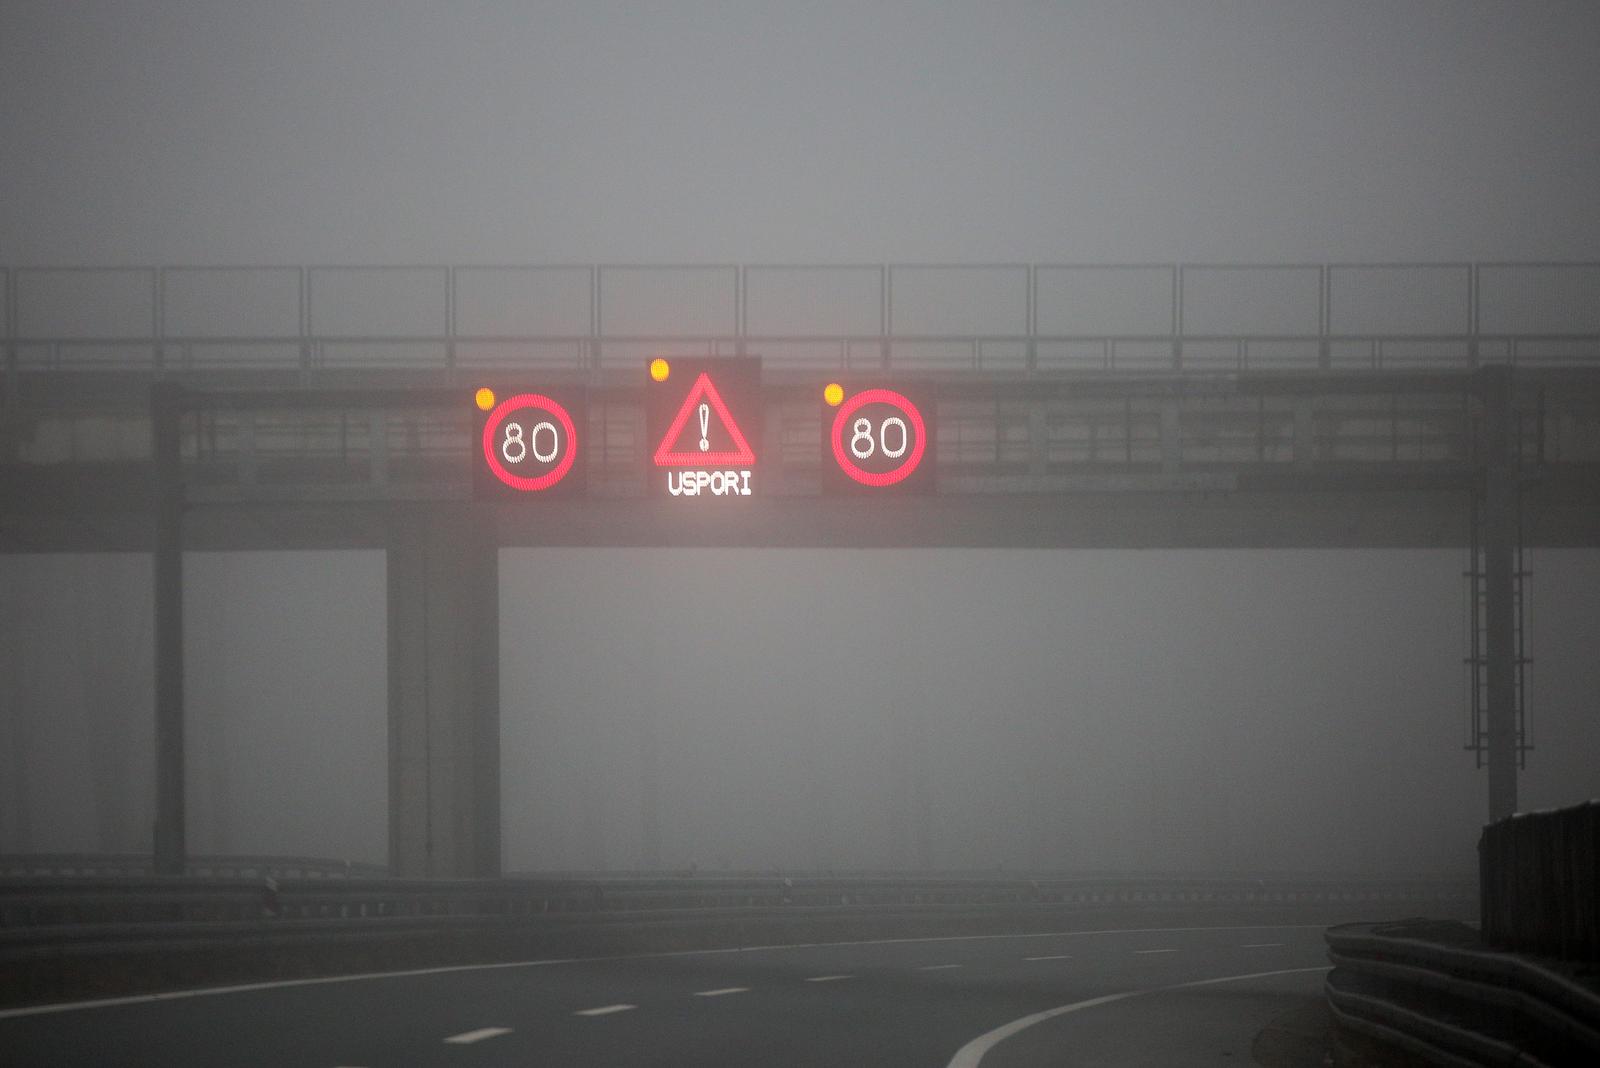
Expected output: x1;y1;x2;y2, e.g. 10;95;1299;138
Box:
646;357;763;499
473;386;588;499
821;383;936;494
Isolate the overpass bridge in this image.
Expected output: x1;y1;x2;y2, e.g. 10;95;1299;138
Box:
3;262;1599;879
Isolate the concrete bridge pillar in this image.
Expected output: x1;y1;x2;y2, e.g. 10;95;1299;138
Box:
386;507;500;878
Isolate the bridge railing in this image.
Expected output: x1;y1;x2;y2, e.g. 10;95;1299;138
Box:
5;263;1600;376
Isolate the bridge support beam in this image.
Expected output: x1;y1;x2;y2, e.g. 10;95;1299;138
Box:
1481;367;1519;822
386;508;500;878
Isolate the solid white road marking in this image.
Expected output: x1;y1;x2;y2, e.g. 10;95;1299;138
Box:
1242;942;1284;948
919;963;963;971
804;974;854;982
574;1004;636;1017
0;924;1332;1020
443;1027;512;1045
1024;955;1072;961
943;965;1331;1068
1132;948;1176;954
693;987;749;997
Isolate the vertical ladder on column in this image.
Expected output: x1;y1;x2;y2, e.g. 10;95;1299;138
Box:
1464;426;1533;772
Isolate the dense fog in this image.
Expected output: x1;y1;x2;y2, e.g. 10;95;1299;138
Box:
4;549;1597;877
3;3;1598;879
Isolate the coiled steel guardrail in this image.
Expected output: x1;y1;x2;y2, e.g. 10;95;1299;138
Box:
1325;920;1600;1067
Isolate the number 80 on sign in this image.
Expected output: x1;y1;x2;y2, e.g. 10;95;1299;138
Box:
821;384;935;494
473;387;587;498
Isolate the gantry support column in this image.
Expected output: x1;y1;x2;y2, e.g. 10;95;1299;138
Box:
1480;366;1519;823
386;507;501;878
152;382;187;875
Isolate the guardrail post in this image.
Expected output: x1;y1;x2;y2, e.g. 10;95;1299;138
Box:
152;381;187;876
881;265;892;370
1468;263;1480;369
1026;264;1038;374
735;265;746;359
1319;265;1331;370
445;266;457;370
2;268;16;462
590;266;602;371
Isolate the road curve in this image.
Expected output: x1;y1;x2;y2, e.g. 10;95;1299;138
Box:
0;923;1331;1066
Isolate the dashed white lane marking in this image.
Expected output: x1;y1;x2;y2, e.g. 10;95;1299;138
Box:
574;1004;636;1017
693;987;749;997
804;974;854;982
1242;942;1284;948
1024;955;1072;961
919;963;964;971
443;1027;512;1045
944;965;1331;1068
0;924;1331;1020
1132;948;1176;954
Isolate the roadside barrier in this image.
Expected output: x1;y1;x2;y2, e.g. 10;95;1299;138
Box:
1325;919;1600;1067
1480;800;1600;961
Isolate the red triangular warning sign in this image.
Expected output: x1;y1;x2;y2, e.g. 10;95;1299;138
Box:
652;372;757;466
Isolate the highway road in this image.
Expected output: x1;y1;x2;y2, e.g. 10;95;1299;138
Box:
0;923;1332;1066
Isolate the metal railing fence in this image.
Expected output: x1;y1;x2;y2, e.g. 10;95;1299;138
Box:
5;262;1600;376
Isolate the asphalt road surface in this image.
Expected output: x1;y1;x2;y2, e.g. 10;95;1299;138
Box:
0;923;1332;1066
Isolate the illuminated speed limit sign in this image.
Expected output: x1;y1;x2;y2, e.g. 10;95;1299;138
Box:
473;387;587;498
821;384;935;494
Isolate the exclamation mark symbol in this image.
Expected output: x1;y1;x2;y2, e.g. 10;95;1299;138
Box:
698;402;710;451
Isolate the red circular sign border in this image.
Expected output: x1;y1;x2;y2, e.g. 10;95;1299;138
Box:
830;388;927;487
481;393;578;492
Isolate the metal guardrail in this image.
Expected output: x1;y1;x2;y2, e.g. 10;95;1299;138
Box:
0;872;1475;932
1480;800;1600;961
1325;920;1600;1067
0;853;388;880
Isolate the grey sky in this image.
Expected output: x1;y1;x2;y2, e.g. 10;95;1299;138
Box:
4;1;1599;264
